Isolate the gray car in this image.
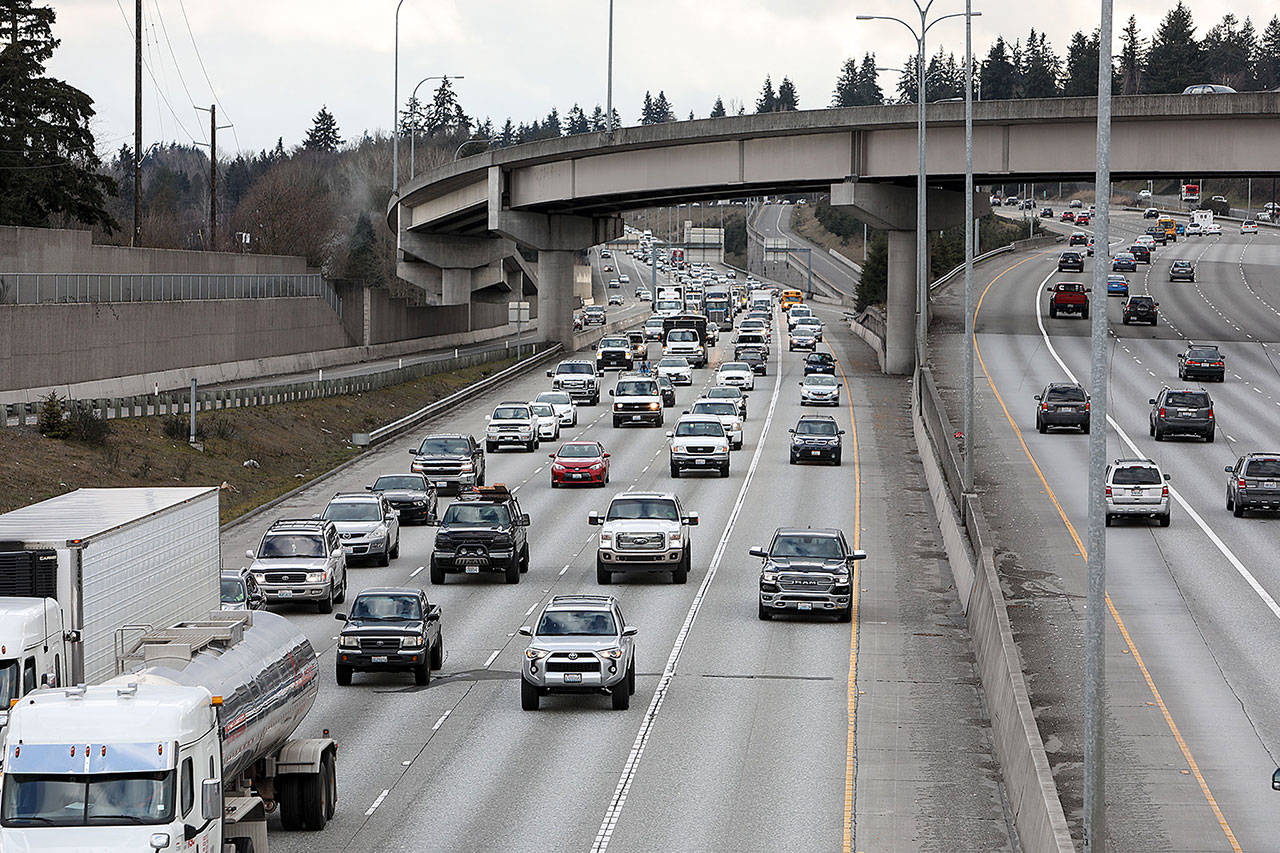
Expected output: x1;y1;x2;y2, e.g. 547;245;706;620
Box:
519;594;637;711
321;492;400;566
1035;383;1090;433
1150;387;1215;442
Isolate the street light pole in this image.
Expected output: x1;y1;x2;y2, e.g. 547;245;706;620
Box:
962;0;978;494
606;0;615;133
392;0;408;196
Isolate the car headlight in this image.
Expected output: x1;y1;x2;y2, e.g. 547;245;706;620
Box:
525;647;551;660
649;402;660;410
413;499;427;506
793;437;805;445
599;532;613;544
373;524;387;539
339;635;359;650
458;462;474;473
669;531;681;543
306;571;328;583
761;570;779;583
589;462;604;470
601;648;625;660
401;634;425;648
252;573;266;583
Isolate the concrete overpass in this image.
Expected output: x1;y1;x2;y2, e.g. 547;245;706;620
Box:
391;92;1280;371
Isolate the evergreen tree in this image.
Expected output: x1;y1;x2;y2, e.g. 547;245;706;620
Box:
831;58;858;107
1063;31;1095;96
776;77;799;110
1145;1;1204;93
925;49;963;100
399;96;425;137
896;54;919;103
113;144;136;209
755;75;777;113
856;53;883;105
342;213;382;284
565;104;590;135
589;105;606;131
303;106;342;151
0;0;117;231
688;111;694;121
424;76;469;136
710;96;726;117
543;107;562;137
980;37;1019;100
1202;14;1258;91
497;118;515;147
640;91;655;124
1118;16;1147;94
652;90;675;122
1258;16;1280;91
1019;29;1061;98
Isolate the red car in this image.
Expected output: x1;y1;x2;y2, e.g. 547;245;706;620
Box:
1060;211;1076;223
549;441;610;487
1076;213;1091;225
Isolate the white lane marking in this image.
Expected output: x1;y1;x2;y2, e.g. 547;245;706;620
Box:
364;788;390;816
559;566;569;575
483;649;500;668
523;601;538;617
1031;270;1280;623
409;566;424;578
590;321;784;853
432;710;451;730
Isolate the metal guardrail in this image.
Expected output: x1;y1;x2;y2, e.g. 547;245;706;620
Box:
352;344;565;447
0;272;341;314
929;245;1016;292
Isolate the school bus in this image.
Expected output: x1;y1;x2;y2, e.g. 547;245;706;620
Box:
1156;216;1177;240
780;289;803;311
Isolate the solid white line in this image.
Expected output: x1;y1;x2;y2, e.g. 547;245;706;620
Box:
1031;269;1280;622
431;710;450;730
590;321;784;853
409;566;424;578
483;649;500;668
364;788;390;816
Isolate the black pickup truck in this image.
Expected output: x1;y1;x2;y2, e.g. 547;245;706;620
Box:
335;587;443;685
429;484;530;584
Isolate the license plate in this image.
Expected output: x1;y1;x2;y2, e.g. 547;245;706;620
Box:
571;473;583;479
563;673;583;683
372;656;388;664
1131;488;1142;495
1179;409;1195;417
276;590;293;598
695;459;707;465
811;450;822;456
435;481;449;488
465;566;480;574
797;602;813;611
632;415;641;421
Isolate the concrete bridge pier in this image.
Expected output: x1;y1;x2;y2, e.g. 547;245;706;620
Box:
536;250;577;349
885;230;918;374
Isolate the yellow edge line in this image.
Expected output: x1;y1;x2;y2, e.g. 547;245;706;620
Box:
972;254;1242;852
835;354;862;853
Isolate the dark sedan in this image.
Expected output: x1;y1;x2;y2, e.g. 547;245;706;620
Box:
1112;253;1137;272
802;352;837;376
367;474;438;524
1178;344;1225;382
1127;244;1151;264
1169;260;1195;282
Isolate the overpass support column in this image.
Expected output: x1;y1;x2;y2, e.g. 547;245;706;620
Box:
537;250;577;350
885;230;917;375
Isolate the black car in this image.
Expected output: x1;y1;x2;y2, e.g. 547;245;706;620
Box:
1178;344;1225;382
788;415;844;465
1143;208;1159;219
1058;251;1085;272
335;587;443;685
736;345;768;375
802;352;837;376
1034;383;1090;433
1127;244;1151;264
429;484;531;584
1069;232;1089;247
657;374;677;407
1040;207;1054;218
1169;260;1196;282
367;473;438;524
1225;453;1280;516
1149;387;1215;442
753;527;864;622
409;433;486;494
1122;295;1159;325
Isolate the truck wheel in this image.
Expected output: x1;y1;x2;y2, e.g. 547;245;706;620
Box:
673;548;690;584
836;606;853;623
1158;512;1171;528
299;764;329;830
1049;305;1057;318
430;634;444;669
613;417;622;428
1234;501;1245;518
505;557;520;584
1154;427;1164;441
413;661;430;686
521;677;540;711
430;558;445;585
758;602;772;621
1205;428;1215;443
317;590;334;615
322;752;337;821
611;680;631;710
670;463;680;478
720;462;730;478
1226;492;1235;511
486;441;497;453
1105;514;1113;527
1081;306;1089;320
628;658;636;695
336;665;352;686
277;777;305;830
596;558;612;584
520;546;530;573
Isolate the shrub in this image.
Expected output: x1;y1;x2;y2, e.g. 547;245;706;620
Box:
37;392;67;437
162;414;205;441
64;402;111;445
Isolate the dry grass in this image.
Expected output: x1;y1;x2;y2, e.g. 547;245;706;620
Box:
789;205;866;263
0;359;515;525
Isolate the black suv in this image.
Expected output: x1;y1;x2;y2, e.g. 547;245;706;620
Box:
429;484;531;583
736;344;768;375
788;415;844;465
1225;453;1280;516
1068;232;1089;247
335;587;443;685
1058;251;1085;272
1035;383;1090;433
802;352;837;376
1169;260;1196;282
1127;244;1151;264
367;473;438;524
1149;388;1215;442
409;434;485;494
1122;295;1159;325
1178;344;1225;382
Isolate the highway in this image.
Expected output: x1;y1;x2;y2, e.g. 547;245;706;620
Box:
931;206;1280;849
219;276;1015;851
753;202;861;300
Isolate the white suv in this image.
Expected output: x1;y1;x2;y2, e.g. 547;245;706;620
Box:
547;360;601;405
519;594;637;710
668;414;730;478
1105;458;1171;527
485;401;539;452
589;492;698;584
321;492;400;567
663;328;706;367
689;399;744;449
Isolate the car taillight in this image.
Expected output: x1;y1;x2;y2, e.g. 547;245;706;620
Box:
1105;486;1112;497
1238;478;1247;489
1084;401;1090;411
1208;408;1214;419
1162;485;1169;497
1041;403;1049;411
1159;407;1166;418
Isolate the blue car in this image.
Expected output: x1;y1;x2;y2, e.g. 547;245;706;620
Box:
1112;253;1137;272
1106;275;1130;296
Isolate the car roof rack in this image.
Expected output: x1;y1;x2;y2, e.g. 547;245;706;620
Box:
457;483;514;502
548;594;615;606
267;518;328;530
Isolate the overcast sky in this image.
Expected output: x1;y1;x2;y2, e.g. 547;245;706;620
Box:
48;0;1279;157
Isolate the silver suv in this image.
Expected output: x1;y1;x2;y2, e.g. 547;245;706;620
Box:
589;491;698;584
247;519;347;613
519;594;637;711
485;401;539;452
753;527;864;621
547;360;602;405
321;492;400;566
1105;458;1171;527
668;414;730;477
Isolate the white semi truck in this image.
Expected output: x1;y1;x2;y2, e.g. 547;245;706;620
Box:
0;610;336;852
0;487;221;720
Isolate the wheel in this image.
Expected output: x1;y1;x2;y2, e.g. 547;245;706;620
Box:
613;417;622;428
519;546;529;573
1122;317;1130;325
333;576;346;604
673;548;690;584
720;463;730;478
322;752;336;821
1234;501;1245;518
1082;306;1089;320
1037;417;1046;434
670;463;680;478
1158;512;1171;528
758;602;772;621
591;394;600;406
317;589;334;614
628;659;636;695
1205;428;1215;443
1153;427;1164;441
377;545;390;567
789;453;797;465
596;558;612;584
550;478;559;488
277;776;305;831
429;558;445;585
336;665;352;686
298;761;330;830
1049;305;1057;318
1104;514;1113;527
656;413;664;427
1149;421;1155;437
477;467;485;486
1227;492;1235;511
527;439;537;452
611;681;631;710
390;536;400;559
504;556;520;584
832;452;842;466
413;661;430;686
572;413;579;426
486;441;497;453
1178;369;1185;381
836;606;852;623
430;634;444;669
1082;421;1090;434
521;677;539;710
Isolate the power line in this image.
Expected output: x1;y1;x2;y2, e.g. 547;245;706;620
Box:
150;0;203;124
176;0;241;152
112;0;200;144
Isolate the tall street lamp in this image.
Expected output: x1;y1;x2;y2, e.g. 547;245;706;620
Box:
392;0;408;196
606;0;615;132
858;3;975;370
409;75;465;179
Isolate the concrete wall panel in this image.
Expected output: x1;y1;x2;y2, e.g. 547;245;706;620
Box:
742;133;850;184
570;141;741;199
409;179;487;228
509;161;575;207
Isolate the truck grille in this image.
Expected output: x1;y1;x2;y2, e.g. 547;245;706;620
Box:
617;532;665;550
265;571;309;584
546;657;601;673
778;573;834;593
417;461;463;475
617;402;656;412
685;446;716;454
359;636;402;653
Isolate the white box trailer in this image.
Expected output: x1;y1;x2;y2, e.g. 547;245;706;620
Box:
0;487;221;687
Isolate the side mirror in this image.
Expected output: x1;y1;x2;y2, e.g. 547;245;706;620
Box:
484;416;491;422
549;453;557;459
609;389;615;396
518;513;531;526
684;512;699;526
200;778;222;823
1148;399;1156;405
245;549;255;560
426;608;441;622
518;626;532;637
1164;474;1172;481
850;550;868;561
1225;466;1234;473
1034;394;1042;401
621;626;639;637
334;613;347;621
408;449;416;455
748;546;767;558
839;429;846;434
665;431;674;438
587;511;602;525
546;370;554;378
365;485;374;491
602;453;610;458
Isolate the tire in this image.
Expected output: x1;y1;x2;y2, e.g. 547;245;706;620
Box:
336;665;352;686
278;776;305;831
1154;427;1164;441
550;478;559;488
504;556;520;584
613;417;622;428
591;394;600;406
527;439;537;452
789;453;797;465
390;536;400;559
521;677;539;711
1149;421;1155;437
673;548;690;584
611;681;631;710
429;558;445;585
322;752;336;822
1037;417;1046;434
317;589;334;615
1205;428;1215;443
377;546;390;567
1082;421;1090;434
758;602;772;621
520;546;529;573
832;452;842;466
836;606;852;623
1049;305;1057;318
430;634;444;669
477;466;486;486
298;763;329;831
1158;512;1171;528
486;441;497;453
1122;317;1130;325
656;413;664;427
1082;306;1090;320
413;661;430;686
1104;514;1113;527
720;463;730;478
333;577;346;604
1226;492;1235;511
1234;501;1245;518
670;463;680;478
596;559;612;584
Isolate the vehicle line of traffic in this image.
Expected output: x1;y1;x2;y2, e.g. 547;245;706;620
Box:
590;327;785;853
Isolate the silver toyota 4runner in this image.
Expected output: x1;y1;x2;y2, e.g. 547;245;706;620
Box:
589;491;698;584
519;594;637;711
753;527;865;622
247;518;348;614
547;359;602;405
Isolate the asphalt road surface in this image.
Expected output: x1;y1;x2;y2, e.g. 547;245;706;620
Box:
754;203;860;299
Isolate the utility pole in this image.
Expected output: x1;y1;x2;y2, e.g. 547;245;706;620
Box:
133;0;142;247
195;105;232;250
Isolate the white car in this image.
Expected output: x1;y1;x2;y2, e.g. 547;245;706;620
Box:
794;317;824;341
690;399;745;450
1134;234;1156;249
716;362;756;391
1138;189;1152;199
529;401;562;441
799;373;842;406
1185;222;1203;236
667;415;730;478
657;356;693;385
486;401;539;452
643;318;666;341
1241;220;1259;234
534;390;577;426
1204;222;1222;235
619;274;631;284
637;288;652;301
608;293;623;306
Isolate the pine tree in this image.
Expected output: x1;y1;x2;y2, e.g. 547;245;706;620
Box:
399;96;425;137
776;77;799;110
1145;1;1205;93
855;53;883;105
1118;16;1147;94
831;58;858;107
640;91;655;124
1063;31;1095;96
710;96;726;117
589;105;606;131
543;107;562;137
1259;16;1280;91
424;76;469;136
565;104;590;135
980;37;1019;100
1020;29;1061;98
688;111;694;121
896;54;919;103
303;106;342;151
342;213;382;284
755;75;777;113
0;0;117;231
1202;14;1258;91
653;91;675;122
497;118;515;147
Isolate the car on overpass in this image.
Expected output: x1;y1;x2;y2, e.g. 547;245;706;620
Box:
1169;260;1196;282
1143;207;1159;218
1034;383;1090;434
1040;207;1054;218
753;527;863;621
1070;199;1083;209
1104;458;1171;527
1177;344;1225;382
1225;453;1280;517
584;305;607;325
1139;188;1152;199
519;594;637;710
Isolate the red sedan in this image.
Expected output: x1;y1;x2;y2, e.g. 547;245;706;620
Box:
549;441;610;487
1060;211;1076;223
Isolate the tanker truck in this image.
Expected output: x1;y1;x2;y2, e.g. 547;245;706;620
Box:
0;610;336;852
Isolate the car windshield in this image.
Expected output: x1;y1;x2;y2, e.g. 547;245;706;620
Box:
374;476;425;491
1046;386;1086;403
694;402;737;416
1173;261;1192;269
601;338;627;348
1113;466;1162;486
350;594;421;621
616;380;657;396
442;504;511;526
770;534;845;559
807;355;833;364
536;392;572;405
675;420;725;437
1245;459;1280;478
796;420;838;435
1;770;175;827
646;320;664;329
492;406;529;420
220;579;247;603
806;375;837;386
721;363;749;373
323;502;381;522
417;437;471;455
259;534;326;558
1107;276;1127;284
668;330;697;342
558;363;593;374
530;403;555;417
1165;392;1208;408
659;358;689;367
1130;297;1154;307
707;387;739;398
536;610;617;636
557;443;601;458
1186;347;1218;359
607;498;679;521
